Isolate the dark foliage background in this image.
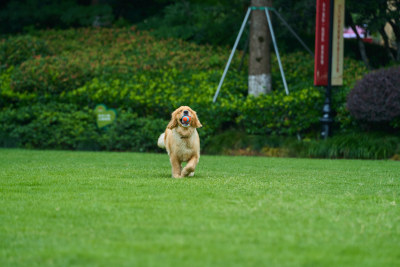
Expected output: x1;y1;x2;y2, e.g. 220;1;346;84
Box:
0;0;169;34
1;0;399;158
1;0;397;67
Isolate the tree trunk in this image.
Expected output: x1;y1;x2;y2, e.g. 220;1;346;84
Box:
348;13;372;70
378;26;395;62
388;20;400;62
248;0;272;96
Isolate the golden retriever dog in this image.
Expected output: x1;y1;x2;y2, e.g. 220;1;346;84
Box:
157;106;202;178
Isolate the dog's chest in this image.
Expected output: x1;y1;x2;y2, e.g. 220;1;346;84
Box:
172;132;194;161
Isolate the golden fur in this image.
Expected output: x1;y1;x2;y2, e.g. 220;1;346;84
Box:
157;106;202;178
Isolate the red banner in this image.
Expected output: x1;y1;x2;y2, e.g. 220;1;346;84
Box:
314;0;331;86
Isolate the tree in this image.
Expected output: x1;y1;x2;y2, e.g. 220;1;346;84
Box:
347;0;400;66
345;11;373;70
387;0;400;61
248;0;272;96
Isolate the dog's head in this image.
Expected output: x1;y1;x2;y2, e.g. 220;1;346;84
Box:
167;106;202;129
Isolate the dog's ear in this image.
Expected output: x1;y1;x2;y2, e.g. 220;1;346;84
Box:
167;109;179;129
191;110;202;128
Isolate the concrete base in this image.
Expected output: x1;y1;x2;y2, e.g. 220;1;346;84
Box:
248;74;271;96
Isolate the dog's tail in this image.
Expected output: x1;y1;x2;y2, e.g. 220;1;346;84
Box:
157;133;165;149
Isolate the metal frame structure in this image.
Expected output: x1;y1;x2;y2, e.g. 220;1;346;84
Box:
213;6;312;103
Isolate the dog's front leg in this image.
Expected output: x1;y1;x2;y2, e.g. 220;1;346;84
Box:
170;156;182;178
181;156;199;177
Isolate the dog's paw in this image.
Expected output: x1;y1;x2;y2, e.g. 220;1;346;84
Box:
188;172;194;177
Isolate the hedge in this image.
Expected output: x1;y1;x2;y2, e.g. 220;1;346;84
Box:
0;27;371;151
0;103;167;151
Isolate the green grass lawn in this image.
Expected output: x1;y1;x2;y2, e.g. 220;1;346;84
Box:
1;149;399;266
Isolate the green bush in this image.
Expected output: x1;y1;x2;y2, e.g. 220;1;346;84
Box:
202;130;289;155
237;87;323;135
103;111;167;152
0;103;167;152
0;27;373;156
0;35;52;66
0;103;100;149
0;67;31;107
10;53;93;95
290;133;400;159
59;67;323;137
204;131;400;159
333;58;369;132
6;27;233;97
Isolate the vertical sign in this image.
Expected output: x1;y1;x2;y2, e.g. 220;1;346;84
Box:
314;0;345;86
314;0;330;86
331;0;345;85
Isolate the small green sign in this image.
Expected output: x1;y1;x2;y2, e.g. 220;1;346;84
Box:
94;104;116;128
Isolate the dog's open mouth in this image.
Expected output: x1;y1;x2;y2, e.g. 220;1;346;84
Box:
180;115;191;127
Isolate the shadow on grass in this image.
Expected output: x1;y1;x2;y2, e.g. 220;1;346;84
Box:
153;173;207;180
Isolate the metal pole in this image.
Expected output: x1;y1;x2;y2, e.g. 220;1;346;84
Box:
213;7;251;103
272;9;314;57
320;0;335;139
265;7;289;95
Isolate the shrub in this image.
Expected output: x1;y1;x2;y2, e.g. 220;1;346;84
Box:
347;66;400;123
202;131;290;155
0;27;371;154
103;111;167;152
0;103;167;152
10;53;93;95
333;58;369;132
0;103;100;149
237;87;323;135
59;67;324;137
290;132;400;159
0;67;38;108
204;131;400;159
7;27;233;96
0;35;52;66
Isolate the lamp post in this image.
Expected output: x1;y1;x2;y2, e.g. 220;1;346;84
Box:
315;0;344;139
320;0;335;139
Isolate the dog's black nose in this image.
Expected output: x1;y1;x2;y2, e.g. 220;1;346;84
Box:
183;110;189;116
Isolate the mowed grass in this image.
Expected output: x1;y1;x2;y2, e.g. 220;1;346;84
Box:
0;149;399;267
